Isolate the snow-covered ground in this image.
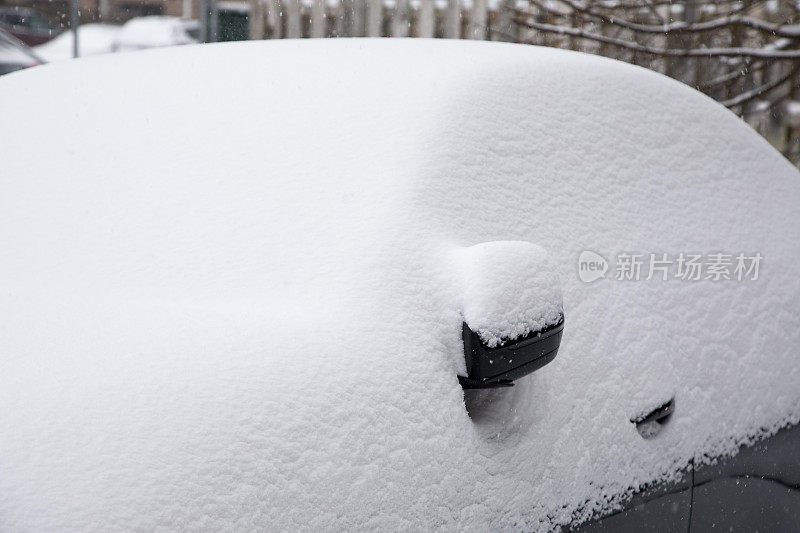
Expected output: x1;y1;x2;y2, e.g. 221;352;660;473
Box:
112;16;197;52
1;39;799;530
33;17;197;62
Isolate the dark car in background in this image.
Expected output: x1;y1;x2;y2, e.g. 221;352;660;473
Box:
0;6;60;46
0;27;43;76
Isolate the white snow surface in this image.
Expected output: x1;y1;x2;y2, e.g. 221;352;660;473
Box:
457;241;563;347
1;39;800;531
33;24;120;62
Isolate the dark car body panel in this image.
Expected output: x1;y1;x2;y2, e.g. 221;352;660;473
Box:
576;423;800;531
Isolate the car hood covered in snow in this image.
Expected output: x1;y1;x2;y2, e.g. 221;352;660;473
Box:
1;39;799;530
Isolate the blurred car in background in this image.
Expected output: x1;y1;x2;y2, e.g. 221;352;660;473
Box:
0;27;43;76
112;16;198;52
0;6;59;46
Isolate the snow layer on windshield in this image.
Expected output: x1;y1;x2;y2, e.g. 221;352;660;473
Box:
457;241;563;347
1;39;799;531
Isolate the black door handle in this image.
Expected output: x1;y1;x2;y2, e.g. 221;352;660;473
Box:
631;398;675;439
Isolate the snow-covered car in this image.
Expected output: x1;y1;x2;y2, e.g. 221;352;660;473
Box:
112;16;198;52
0;6;59;46
0;27;43;76
33;18;199;63
1;40;799;531
33;23;120;62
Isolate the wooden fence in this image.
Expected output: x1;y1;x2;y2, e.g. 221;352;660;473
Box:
247;0;519;41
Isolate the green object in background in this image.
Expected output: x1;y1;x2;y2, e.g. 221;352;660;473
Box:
218;9;249;41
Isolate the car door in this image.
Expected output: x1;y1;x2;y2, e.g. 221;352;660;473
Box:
573;397;691;532
575;423;800;531
690;423;800;531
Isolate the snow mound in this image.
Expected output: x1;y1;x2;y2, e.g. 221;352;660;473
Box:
457;241;563;347
1;39;799;531
34;24;120;62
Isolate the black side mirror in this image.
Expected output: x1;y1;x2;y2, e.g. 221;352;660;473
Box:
458;315;564;389
454;240;564;389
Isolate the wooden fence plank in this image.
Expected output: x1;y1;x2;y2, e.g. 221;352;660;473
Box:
284;0;302;37
416;0;434;37
444;0;459;38
311;0;326;37
366;0;382;36
469;0;486;40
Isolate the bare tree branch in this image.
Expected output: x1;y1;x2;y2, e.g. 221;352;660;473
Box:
513;16;800;59
553;0;800;39
697;61;767;91
720;68;797;108
509;0;800;166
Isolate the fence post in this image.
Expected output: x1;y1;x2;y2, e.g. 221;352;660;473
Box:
357;0;367;36
392;0;410;36
311;0;326;37
284;0;301;37
366;0;382;36
494;0;514;41
444;0;459;38
347;0;366;36
416;0;434;37
469;0;486;39
267;0;283;38
342;0;354;35
331;2;346;36
249;0;267;39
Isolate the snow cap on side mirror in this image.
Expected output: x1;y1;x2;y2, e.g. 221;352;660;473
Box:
455;241;564;389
